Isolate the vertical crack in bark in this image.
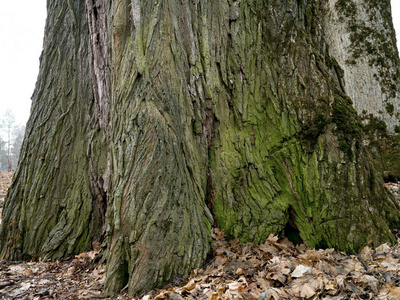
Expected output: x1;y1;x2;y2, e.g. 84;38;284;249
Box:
86;0;110;128
86;0;111;241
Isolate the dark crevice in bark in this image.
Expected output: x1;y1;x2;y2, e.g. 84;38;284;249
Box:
86;0;110;128
283;205;303;245
86;0;111;247
89;155;107;243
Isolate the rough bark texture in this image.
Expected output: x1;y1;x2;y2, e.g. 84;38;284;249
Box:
323;0;400;180
204;0;400;253
0;1;108;261
1;0;400;296
324;0;400;132
103;1;213;293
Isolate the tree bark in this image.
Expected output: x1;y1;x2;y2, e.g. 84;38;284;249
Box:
0;0;108;260
323;0;400;132
1;0;400;296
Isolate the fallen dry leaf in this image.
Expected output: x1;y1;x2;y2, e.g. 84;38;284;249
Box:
288;282;316;298
375;243;391;254
291;265;311;278
389;286;400;295
359;246;374;261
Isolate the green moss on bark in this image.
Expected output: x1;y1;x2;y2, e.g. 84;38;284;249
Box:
209;0;399;252
335;0;400;98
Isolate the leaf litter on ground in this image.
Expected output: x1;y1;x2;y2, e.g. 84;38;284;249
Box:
0;171;400;299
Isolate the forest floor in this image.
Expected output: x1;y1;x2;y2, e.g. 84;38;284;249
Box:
1;171;400;299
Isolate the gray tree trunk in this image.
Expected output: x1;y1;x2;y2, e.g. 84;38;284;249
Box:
1;0;400;296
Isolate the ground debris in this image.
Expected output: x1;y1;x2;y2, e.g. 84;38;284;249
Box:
1;173;400;299
0;171;13;225
130;230;400;300
384;182;400;205
0;251;106;299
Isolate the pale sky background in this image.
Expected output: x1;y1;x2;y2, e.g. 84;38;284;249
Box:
0;1;46;126
0;2;400;127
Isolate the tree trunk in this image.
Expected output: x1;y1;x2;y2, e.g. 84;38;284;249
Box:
323;0;400;132
0;0;108;261
1;0;400;296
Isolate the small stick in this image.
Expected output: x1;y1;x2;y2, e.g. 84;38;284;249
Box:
352;250;369;271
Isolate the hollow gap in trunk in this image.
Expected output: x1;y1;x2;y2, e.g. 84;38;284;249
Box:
283;208;303;245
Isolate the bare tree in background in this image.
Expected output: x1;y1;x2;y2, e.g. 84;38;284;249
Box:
0;110;15;171
0;137;6;171
0;110;25;171
10;125;25;170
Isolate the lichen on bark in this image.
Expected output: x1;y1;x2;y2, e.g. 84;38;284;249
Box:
324;0;400;181
1;0;400;296
324;0;400;131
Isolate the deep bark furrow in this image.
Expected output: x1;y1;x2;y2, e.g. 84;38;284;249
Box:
86;0;110;128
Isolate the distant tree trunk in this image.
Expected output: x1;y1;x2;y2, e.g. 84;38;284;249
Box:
7;125;10;172
1;0;400;296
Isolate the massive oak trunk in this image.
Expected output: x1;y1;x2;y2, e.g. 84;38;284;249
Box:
1;0;400;296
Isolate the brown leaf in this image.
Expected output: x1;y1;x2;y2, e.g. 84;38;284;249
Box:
230;238;240;247
325;280;338;296
216;283;227;294
356;274;379;293
379;257;400;271
375;243;391;255
359;246;373;261
389;286;400;296
247;258;262;268
214;255;229;267
154;293;167;299
211;228;226;241
243;282;258;292
234;267;247;276
300;249;322;262
259;243;279;254
296;244;308;253
183;279;196;291
265;288;281;300
288;282;316;298
266;234;279;244
257;276;273;290
209;292;219;300
291;265;311;278
315;260;338;277
267;273;287;284
308;275;326;292
278;237;294;248
228;281;244;291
